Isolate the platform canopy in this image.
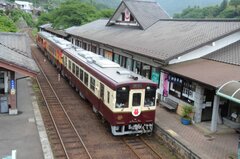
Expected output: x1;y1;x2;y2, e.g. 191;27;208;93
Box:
217;81;240;104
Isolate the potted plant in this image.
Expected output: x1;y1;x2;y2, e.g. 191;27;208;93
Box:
181;105;193;125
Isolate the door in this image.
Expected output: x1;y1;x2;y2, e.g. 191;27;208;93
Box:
130;90;143;117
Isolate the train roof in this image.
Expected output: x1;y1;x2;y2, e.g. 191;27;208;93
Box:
39;31;157;85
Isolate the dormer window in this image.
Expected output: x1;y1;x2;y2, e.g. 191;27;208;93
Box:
121;10;134;22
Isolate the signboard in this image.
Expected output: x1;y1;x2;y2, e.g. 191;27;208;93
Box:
151;71;160;84
10;80;16;95
11;80;15;89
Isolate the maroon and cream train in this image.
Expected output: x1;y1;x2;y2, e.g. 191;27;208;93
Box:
36;31;158;135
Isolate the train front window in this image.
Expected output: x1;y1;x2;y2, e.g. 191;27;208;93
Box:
144;86;156;107
116;86;129;108
132;93;141;106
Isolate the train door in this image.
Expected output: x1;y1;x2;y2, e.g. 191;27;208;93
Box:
130;90;144;117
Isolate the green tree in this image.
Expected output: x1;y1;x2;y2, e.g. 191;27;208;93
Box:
0;16;17;32
37;0;112;29
98;9;114;18
174;0;240;19
230;0;240;16
219;0;228;12
230;0;240;9
8;9;35;27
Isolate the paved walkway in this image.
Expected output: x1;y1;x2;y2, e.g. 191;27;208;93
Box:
0;76;52;159
155;105;238;159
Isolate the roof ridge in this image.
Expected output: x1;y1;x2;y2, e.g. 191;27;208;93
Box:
158;18;240;22
123;0;156;3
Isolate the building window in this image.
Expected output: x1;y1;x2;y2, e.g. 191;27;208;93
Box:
75;40;80;46
169;75;195;104
120;56;126;68
92;45;97;53
104;50;113;61
133;60;141;74
87;43;91;51
142;64;151;79
82;42;87;50
126;58;133;71
114;54;120;64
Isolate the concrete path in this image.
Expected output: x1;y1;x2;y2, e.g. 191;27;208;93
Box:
0;76;52;159
155;105;238;159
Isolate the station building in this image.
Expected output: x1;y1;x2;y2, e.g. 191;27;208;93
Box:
42;0;240;132
0;32;39;114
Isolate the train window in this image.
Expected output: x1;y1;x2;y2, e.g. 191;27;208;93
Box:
132;93;141;106
84;72;89;86
107;91;110;104
65;57;68;67
76;66;79;78
68;60;72;70
116;86;129;108
144;86;156;107
72;63;75;74
100;83;104;101
80;69;83;81
90;77;95;91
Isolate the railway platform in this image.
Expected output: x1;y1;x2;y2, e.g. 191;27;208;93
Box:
155;105;238;159
0;75;52;159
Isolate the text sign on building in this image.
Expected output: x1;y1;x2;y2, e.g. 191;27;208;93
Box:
11;80;15;89
10;80;16;95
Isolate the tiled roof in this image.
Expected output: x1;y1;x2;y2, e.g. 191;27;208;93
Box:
0;32;39;75
66;19;240;62
44;27;68;38
203;40;240;66
162;58;240;88
123;0;170;30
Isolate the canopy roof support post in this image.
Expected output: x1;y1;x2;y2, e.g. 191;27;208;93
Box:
211;95;220;132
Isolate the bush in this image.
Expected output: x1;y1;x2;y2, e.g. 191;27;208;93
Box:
181;105;193;120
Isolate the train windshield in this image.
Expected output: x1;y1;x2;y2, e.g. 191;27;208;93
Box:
132;93;141;106
116;86;129;108
144;86;156;107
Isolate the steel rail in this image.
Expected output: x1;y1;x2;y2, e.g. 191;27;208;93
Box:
33;51;93;159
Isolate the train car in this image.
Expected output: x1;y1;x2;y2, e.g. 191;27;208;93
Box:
36;31;158;136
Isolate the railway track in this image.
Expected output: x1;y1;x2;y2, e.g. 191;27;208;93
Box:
33;47;92;159
123;136;163;159
29;32;177;158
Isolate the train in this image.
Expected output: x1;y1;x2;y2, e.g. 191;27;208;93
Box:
36;31;158;136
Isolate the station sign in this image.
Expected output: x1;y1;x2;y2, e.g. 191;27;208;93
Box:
10;80;16;95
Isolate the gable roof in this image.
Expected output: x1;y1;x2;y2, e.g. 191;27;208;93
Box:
203;40;240;66
66;19;240;63
106;0;170;30
0;32;39;77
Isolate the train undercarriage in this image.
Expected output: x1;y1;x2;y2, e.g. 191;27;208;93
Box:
111;123;153;136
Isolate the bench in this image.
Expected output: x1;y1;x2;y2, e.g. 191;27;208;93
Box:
160;98;178;111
